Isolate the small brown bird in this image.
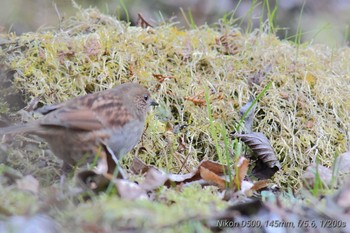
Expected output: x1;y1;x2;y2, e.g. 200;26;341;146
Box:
0;83;158;171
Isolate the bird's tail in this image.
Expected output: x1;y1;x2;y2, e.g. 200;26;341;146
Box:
0;124;36;135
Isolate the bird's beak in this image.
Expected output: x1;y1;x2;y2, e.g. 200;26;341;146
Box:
150;99;158;106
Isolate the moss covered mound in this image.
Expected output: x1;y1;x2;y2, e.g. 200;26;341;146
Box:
1;8;350;190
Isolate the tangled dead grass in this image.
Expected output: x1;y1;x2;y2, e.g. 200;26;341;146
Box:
1;8;350;190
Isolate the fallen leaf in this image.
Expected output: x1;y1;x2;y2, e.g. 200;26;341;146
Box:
251;159;280;180
152;74;175;83
334;152;350;174
185;96;206;106
78;158;270;199
302;164;332;187
231;132;281;179
131;156;149;174
235;156;249;185
165;160;229;186
115;179;148;200
250;180;269;192
199;166;226;190
139;167;168;191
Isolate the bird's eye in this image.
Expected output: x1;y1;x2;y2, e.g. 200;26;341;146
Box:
144;94;149;101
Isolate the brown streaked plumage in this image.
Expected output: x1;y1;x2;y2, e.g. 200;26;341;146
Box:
0;83;158;170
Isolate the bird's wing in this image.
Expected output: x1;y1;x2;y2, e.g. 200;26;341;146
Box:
38;93;133;131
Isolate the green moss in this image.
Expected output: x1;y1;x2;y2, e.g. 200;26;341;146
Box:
56;185;224;232
0;184;38;215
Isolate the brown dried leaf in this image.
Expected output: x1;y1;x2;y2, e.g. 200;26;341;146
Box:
165;160;229;186
139;167;168;191
231;132;281;179
152;74;175;83
250;180;269;191
131;156;149;174
199;166;226;190
233;157;249;187
185;93;206;106
79;156;272;198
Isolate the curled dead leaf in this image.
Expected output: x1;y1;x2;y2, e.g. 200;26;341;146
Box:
115;179;148;200
199;166;226;190
131;156;149;175
231;132;281;179
235;156;249;186
139;167;168;191
250;180;269;192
